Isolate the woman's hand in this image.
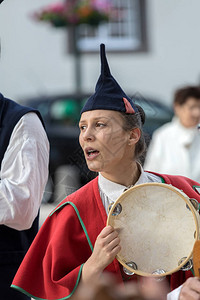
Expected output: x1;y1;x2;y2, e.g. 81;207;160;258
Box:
179;277;200;300
82;225;121;283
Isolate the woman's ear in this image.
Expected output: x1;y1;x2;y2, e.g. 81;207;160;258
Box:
128;128;141;145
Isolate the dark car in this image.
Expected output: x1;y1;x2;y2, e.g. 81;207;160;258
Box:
134;94;173;140
19;94;173;202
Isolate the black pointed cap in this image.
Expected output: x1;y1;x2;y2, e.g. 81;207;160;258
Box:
81;44;138;114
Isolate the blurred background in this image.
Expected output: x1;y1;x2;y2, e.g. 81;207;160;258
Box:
1;0;199;223
1;0;200;102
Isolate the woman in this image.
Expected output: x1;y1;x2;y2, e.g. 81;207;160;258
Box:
12;44;200;300
144;85;200;182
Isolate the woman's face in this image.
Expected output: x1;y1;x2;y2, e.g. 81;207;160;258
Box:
79;110;140;175
174;97;200;128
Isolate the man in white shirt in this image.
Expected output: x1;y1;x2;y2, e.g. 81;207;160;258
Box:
0;94;49;299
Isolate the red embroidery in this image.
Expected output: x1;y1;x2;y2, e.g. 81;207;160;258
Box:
123;97;135;114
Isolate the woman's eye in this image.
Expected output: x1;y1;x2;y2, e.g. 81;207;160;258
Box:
79;125;86;130
96;123;105;127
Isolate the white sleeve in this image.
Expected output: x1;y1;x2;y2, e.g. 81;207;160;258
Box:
167;285;182;300
144;130;164;172
0;112;49;230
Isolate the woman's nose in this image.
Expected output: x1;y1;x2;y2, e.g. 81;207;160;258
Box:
83;128;95;141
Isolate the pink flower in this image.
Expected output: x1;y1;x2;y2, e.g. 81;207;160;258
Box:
45;2;65;13
33;0;113;27
91;0;111;12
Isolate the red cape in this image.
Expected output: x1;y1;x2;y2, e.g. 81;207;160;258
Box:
12;173;200;299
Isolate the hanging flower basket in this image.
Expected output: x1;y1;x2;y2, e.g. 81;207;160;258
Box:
33;0;113;28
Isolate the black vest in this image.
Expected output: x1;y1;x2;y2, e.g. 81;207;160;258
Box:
0;93;44;266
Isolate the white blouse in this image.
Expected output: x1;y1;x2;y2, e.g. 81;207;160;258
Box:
144;117;200;182
0;112;49;230
98;165;162;215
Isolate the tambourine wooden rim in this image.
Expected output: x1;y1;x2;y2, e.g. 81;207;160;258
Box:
107;182;200;277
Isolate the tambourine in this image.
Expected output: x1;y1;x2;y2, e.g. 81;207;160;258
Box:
107;182;200;278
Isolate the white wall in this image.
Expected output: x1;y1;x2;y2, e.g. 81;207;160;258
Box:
0;0;200;105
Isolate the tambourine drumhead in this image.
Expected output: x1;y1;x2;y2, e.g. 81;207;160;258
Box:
107;182;200;277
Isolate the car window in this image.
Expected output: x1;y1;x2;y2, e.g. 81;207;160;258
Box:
134;98;173;138
134;98;173;120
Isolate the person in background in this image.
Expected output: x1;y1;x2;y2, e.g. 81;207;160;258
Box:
144;85;200;182
0;1;49;298
0;92;49;300
11;44;200;300
75;272;169;300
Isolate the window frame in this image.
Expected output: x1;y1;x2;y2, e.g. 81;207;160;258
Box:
68;0;147;53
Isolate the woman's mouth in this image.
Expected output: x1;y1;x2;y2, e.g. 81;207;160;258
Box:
85;148;100;160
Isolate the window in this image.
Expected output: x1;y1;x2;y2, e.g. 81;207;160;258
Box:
76;0;146;52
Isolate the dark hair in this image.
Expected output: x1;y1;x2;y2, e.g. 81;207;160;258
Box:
120;105;147;164
174;86;200;105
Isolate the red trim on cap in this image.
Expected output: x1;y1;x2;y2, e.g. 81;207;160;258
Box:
123;97;135;114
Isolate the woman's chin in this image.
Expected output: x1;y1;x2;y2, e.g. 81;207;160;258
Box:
86;162;102;173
